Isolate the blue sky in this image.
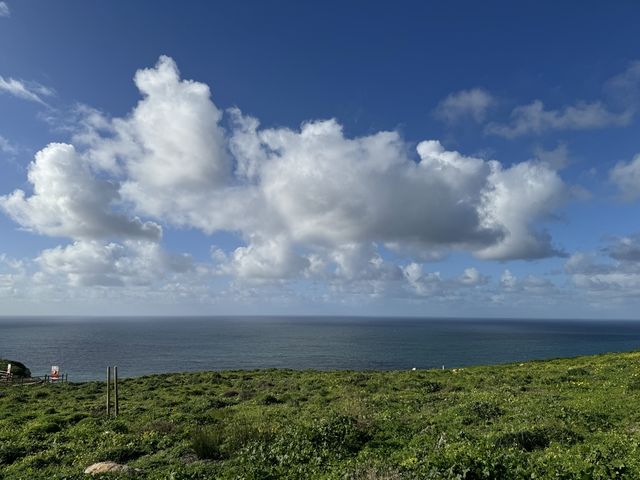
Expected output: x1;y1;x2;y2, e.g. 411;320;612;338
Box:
1;1;640;317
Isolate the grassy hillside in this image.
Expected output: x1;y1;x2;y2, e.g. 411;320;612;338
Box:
2;351;640;479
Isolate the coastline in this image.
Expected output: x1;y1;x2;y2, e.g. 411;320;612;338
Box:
4;316;640;382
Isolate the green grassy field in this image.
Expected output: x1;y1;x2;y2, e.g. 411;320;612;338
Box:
2;351;640;479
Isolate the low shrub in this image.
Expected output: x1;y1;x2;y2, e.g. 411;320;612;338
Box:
495;425;582;451
462;400;503;424
495;428;552;451
143;419;177;434
628;378;640;391
310;415;372;457
560;367;591;382
0;443;29;465
26;419;62;437
238;390;255;401
423;381;441;393
191;427;224;460
258;394;282;405
98;444;148;463
224;415;269;453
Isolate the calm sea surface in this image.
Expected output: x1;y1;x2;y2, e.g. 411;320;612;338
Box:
1;317;639;382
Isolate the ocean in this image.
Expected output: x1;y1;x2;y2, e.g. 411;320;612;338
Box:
1;316;639;382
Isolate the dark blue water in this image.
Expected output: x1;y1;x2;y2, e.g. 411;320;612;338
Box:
1;316;639;382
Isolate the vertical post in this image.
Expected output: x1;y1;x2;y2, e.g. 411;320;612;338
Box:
106;366;111;417
114;366;119;417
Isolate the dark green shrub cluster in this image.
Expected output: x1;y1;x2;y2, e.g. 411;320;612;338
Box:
191;427;224;460
495;425;581;451
462;400;503;424
423;381;441;393
560;367;591;382
258;394;281;405
0;443;29;465
0;359;30;378
309;415;372;457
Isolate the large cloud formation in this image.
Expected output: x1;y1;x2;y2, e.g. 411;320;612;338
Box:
1;143;161;241
2;56;569;292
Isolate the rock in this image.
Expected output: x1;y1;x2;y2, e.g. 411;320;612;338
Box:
84;462;133;475
181;453;198;464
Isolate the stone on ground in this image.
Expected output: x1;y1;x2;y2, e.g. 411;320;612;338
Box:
83;461;132;475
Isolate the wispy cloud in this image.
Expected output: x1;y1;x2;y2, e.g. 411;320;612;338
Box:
565;236;640;299
485;62;640;138
533;143;571;170
0;134;17;155
485;100;632;138
610;154;640;201
434;88;495;124
605;61;640;109
0;2;10;18
0;75;55;105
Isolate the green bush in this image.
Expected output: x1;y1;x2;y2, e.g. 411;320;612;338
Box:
224;415;269;453
98;444;147;463
258;394;282;405
495;428;552;451
0;443;29;465
462;400;503;424
26;419;62;437
310;415;372;457
423;381;441;393
143;419;177;434
560;367;591;382
0;359;31;378
191;427;224;460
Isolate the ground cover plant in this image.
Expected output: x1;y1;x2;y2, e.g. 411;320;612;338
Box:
2;351;640;479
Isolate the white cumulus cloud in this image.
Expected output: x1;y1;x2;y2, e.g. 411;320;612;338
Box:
475;160;566;260
0;2;9;17
219;235;311;282
231;115;565;262
0;143;162;241
2;55;572;293
37;240;193;287
77;56;245;233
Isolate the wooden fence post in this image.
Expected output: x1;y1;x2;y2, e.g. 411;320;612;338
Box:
114;366;119;417
106;366;111;417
